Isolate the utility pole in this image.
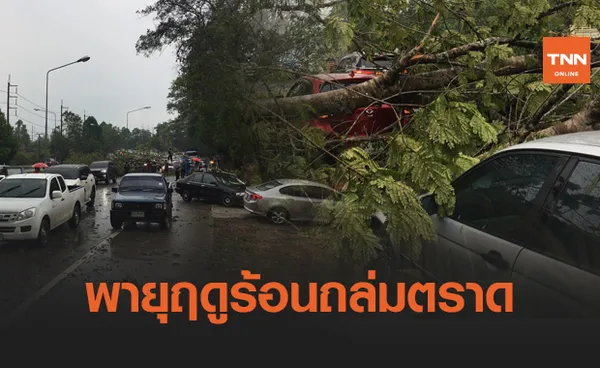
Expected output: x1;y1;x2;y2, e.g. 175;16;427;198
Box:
6;75;17;125
83;110;86;121
60;99;68;135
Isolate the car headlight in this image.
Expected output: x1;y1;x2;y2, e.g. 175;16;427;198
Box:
236;192;244;196
113;202;123;209
101;169;107;173
155;203;164;209
17;207;36;221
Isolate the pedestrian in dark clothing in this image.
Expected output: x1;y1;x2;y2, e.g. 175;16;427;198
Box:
168;148;173;162
175;165;180;180
164;160;169;176
124;162;130;175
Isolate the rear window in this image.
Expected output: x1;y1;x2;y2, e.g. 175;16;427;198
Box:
320;81;362;93
6;168;23;175
256;180;283;191
0;178;47;198
90;161;108;169
46;167;79;179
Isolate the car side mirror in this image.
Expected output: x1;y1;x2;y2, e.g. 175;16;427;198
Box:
420;193;437;215
51;190;62;199
112;187;118;193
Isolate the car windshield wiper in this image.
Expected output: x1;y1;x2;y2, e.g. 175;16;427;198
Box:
16;188;41;197
0;185;21;196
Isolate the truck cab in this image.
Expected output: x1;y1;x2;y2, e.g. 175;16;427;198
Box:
0;173;86;247
45;164;96;207
0;165;25;182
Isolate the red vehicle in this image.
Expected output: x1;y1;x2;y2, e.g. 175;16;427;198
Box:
286;71;411;139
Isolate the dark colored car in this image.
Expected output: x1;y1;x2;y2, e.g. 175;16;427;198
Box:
110;173;173;230
90;160;117;184
0;165;24;181
286;72;411;138
175;171;246;207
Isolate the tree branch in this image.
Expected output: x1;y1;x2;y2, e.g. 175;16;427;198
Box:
533;95;600;138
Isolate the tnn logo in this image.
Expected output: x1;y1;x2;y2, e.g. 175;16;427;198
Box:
546;53;588;66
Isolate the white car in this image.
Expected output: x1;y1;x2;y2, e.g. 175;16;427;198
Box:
45;164;96;206
373;131;600;317
0;173;86;247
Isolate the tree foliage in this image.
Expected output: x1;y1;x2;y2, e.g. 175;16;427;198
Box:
137;0;599;265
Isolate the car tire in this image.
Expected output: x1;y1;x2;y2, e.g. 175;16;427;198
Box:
222;195;233;207
268;207;289;225
68;204;81;229
110;216;123;230
87;186;96;207
159;213;172;230
36;217;50;247
181;190;192;202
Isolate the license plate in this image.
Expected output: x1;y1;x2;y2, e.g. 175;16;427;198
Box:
131;211;145;218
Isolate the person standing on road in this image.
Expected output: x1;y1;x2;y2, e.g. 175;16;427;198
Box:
163;160;169;177
174;161;181;180
124;162;130;175
168;148;173;162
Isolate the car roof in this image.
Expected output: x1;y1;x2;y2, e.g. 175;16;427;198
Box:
122;173;163;178
307;73;374;82
47;164;84;169
275;179;331;187
500;131;600;158
5;173;54;179
91;160;110;164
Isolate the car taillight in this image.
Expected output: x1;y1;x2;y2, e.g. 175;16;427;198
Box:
251;193;262;200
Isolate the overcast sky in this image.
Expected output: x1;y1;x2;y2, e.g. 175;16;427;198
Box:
0;0;178;135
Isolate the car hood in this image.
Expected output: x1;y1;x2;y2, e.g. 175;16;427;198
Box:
0;198;43;212
115;191;166;202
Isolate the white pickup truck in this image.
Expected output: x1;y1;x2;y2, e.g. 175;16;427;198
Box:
45;164;96;206
0;173;86;247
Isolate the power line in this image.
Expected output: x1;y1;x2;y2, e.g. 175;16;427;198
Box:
15;92;45;110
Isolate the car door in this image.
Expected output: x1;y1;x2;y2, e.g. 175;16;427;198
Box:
185;173;205;198
56;176;72;224
510;156;600;317
78;166;91;201
303;186;328;220
419;150;569;291
48;178;65;227
278;185;313;221
201;173;220;200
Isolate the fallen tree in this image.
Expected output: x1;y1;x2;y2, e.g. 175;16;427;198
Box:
137;0;600;266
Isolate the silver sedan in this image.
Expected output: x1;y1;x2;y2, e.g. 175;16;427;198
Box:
243;179;338;225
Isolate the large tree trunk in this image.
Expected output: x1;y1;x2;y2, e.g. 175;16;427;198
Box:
534;96;600;137
251;54;548;120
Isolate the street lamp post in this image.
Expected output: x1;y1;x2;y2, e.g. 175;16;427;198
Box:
126;106;151;130
45;55;90;139
34;108;57;132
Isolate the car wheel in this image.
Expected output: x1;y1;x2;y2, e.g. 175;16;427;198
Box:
222;195;233;207
110;216;123;230
68;204;81;229
36;217;50;247
159;213;172;229
87;186;96;207
268;207;289;225
181;190;192;202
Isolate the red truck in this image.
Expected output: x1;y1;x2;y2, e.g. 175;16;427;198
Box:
286;71;411;139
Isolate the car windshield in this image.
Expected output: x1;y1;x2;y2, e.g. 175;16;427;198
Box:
256;180;282;191
216;174;245;186
119;176;165;192
46;167;79;179
362;58;393;69
0;179;47;198
90;162;108;169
